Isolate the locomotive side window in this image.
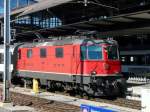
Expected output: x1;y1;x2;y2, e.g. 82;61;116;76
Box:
0;53;4;64
130;56;134;62
81;46;87;60
107;46;118;60
27;49;32;58
88;45;102;60
146;55;150;65
121;55;147;65
121;55;130;65
55;48;63;58
40;48;47;58
121;56;126;62
131;55;146;65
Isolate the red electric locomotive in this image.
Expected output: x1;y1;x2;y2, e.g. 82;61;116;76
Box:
15;38;126;96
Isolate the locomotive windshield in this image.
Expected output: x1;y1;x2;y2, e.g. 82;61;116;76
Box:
88;45;102;59
107;45;119;60
81;45;102;60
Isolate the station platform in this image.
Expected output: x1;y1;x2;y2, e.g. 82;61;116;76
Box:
9;86;140;112
0;104;34;112
127;83;150;101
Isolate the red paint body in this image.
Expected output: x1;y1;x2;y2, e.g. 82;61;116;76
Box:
17;43;121;77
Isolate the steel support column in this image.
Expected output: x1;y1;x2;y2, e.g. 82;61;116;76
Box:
3;0;11;103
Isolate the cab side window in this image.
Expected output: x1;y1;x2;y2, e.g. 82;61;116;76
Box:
55;48;63;58
40;48;47;58
27;49;32;58
80;46;87;60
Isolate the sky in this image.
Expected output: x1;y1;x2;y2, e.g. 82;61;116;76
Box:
0;1;3;14
0;0;36;14
0;8;3;14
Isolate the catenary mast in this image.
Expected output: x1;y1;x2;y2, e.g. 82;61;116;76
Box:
3;0;11;103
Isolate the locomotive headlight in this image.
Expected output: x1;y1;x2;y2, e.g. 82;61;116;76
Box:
91;71;97;76
115;71;119;74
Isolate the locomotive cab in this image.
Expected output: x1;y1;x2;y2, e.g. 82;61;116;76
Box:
80;39;125;96
103;45;121;75
80;40;121;76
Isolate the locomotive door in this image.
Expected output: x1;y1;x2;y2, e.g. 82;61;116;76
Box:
71;46;79;76
39;48;47;71
17;49;26;69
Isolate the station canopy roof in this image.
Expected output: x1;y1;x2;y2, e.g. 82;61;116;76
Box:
18;0;73;16
16;9;150;39
0;0;73;19
1;0;150;40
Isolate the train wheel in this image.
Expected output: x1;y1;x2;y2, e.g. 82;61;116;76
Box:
12;76;23;86
118;82;126;97
82;92;89;100
116;78;127;97
46;81;55;92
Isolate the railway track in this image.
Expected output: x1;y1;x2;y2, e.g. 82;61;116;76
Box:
11;91;141;111
0;82;141;111
0;89;80;112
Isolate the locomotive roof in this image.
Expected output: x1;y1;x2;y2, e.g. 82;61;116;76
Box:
19;38;118;48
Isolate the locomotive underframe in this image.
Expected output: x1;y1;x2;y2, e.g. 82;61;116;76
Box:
16;71;126;96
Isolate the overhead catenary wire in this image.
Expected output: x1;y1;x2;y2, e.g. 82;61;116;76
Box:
68;0;119;10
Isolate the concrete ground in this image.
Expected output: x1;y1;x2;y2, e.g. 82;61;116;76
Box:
0;102;34;112
127;83;150;101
